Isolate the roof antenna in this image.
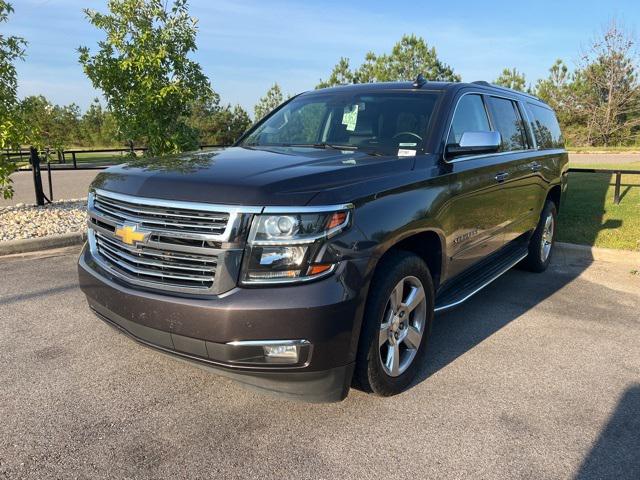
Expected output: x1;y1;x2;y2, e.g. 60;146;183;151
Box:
413;73;427;88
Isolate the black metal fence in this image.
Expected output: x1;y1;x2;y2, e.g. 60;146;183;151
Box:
7;147;640;207
3;144;226;171
568;168;640;205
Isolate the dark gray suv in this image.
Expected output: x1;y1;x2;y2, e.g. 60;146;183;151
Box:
78;78;568;401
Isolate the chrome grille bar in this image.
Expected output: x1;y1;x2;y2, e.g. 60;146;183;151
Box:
87;189;263;295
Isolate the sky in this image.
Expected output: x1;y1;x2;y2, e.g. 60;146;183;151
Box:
5;0;640;116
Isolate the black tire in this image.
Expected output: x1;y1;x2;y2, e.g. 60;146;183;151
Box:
522;199;558;273
354;251;434;396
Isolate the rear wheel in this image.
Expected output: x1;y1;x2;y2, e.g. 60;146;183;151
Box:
522;199;557;272
355;251;434;396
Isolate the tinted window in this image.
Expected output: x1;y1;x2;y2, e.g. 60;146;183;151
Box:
447;94;490;144
242;92;440;156
487;97;527;151
528;103;564;149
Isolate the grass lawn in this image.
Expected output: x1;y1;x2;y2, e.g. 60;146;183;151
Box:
567;146;640;153
558;168;640;251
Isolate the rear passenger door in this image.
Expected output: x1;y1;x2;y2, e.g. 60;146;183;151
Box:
485;95;544;244
443;93;512;279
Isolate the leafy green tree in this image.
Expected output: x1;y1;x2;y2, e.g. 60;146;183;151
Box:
80;99;120;147
187;95;251;145
254;83;285;121
18;96;83;151
317;34;460;88
494;67;527;92
0;0;27;198
78;0;213;156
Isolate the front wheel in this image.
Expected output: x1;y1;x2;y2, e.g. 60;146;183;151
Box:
354;251;434;396
522;199;557;272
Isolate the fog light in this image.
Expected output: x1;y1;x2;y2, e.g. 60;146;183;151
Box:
263;344;299;361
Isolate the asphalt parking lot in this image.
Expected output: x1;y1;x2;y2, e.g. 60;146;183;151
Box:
0;247;638;479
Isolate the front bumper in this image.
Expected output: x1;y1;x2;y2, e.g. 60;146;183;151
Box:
78;245;369;402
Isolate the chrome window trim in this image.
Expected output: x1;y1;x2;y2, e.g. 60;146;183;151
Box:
518;100;538;150
443;90;531;164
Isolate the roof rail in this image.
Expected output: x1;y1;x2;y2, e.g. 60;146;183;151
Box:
471;80;541;101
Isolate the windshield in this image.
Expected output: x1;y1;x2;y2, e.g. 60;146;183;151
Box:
240;91;441;156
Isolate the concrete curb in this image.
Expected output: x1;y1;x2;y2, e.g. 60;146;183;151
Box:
555;242;640;265
0;231;86;256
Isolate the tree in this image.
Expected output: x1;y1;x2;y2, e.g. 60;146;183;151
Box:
0;0;27;198
187;95;251;145
78;0;213;156
577;21;640;146
80;98;120;147
18;96;83;151
254;83;285;121
317;34;460;88
495;67;527;92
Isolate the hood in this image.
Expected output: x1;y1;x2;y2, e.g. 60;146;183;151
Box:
91;146;416;206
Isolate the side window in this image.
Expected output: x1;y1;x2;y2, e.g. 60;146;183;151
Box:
447;94;490;145
528;103;564;149
487;97;527;151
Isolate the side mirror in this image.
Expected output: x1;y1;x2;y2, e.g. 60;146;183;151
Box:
446;131;501;159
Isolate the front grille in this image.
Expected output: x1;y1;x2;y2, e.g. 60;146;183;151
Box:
94;231;217;291
93;191;230;238
87;189;261;295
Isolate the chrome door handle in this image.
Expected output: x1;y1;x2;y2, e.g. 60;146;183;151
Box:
530;162;542;172
495;172;509;182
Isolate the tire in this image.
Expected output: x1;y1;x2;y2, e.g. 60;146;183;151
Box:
354;251;434;396
522;199;557;273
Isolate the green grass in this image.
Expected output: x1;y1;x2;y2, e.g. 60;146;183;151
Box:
558;171;640;251
569;161;640;171
568;146;640;153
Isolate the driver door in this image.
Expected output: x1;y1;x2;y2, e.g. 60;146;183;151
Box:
443;93;512;278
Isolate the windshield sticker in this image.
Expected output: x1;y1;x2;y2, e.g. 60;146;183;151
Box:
342;105;359;131
398;149;417;157
398;142;417;147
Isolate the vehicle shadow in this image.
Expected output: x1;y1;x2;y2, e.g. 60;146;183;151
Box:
411;170;612;385
574;385;640;480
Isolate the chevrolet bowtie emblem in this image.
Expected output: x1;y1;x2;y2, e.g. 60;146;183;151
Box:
114;224;149;246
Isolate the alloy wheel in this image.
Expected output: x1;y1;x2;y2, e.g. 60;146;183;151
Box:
540;213;555;262
378;276;427;377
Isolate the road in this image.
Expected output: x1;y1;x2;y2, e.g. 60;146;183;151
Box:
2;153;639;207
0;248;638;479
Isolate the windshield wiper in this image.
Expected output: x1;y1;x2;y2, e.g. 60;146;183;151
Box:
283;143;384;156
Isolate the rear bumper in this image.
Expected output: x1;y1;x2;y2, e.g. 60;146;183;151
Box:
78;245;370;402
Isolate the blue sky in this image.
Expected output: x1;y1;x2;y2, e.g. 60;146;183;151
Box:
6;0;639;116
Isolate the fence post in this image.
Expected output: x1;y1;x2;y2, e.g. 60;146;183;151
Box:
29;146;45;206
614;172;621;205
129;140;134;156
72;151;77;169
47;160;53;201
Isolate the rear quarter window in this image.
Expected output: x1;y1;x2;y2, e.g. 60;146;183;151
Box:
486;96;528;152
527;103;564;149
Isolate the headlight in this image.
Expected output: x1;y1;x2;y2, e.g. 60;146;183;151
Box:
240;206;352;285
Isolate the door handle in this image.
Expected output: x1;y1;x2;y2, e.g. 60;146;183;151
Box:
495;172;509;182
530;162;542;172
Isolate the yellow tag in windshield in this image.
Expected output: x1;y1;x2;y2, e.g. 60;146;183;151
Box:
342;105;359;131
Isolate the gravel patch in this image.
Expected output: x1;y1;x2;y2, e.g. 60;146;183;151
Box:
0;199;87;242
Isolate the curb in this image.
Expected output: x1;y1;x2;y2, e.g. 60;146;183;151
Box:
0;231;86;256
555;242;640;265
